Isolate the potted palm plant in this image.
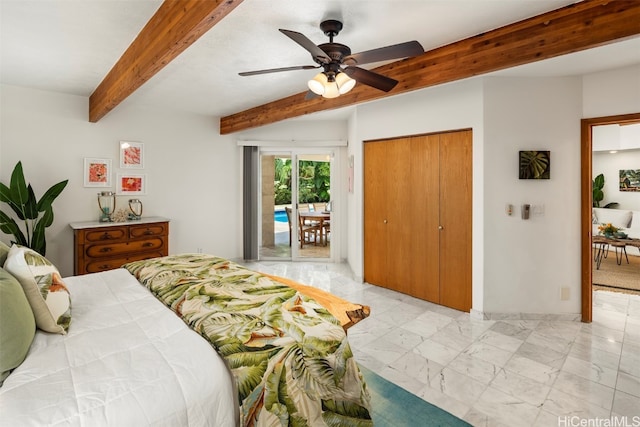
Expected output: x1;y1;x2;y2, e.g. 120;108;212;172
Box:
592;173;619;208
0;161;68;255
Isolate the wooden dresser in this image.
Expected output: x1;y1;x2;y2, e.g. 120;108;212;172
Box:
70;217;169;275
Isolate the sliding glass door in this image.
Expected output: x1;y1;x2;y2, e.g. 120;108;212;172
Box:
296;154;332;259
258;149;334;261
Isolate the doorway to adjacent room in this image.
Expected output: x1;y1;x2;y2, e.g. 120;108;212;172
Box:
581;112;640;322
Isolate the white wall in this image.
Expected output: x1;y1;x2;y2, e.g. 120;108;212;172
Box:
0;84;241;276
583;65;640;118
482;76;582;315
347;109;360;278
593;150;640;211
236;119;347;142
585;64;640;213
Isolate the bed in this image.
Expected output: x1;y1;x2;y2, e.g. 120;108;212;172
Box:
0;247;371;427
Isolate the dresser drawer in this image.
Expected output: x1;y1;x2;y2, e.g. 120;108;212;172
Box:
83;227;128;243
85;251;166;274
129;223;167;238
86;237;165;258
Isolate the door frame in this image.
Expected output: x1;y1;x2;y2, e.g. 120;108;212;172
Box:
580;112;640;322
258;147;338;262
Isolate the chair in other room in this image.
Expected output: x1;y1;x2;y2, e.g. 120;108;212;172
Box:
298;211;321;248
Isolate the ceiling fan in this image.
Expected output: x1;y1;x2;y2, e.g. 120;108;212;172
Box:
238;20;424;99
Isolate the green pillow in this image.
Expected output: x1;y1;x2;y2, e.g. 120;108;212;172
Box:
0;267;36;385
0;241;10;266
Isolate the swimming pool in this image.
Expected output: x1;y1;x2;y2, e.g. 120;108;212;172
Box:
274;210;288;223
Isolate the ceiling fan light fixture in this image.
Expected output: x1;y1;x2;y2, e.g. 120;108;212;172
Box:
322;81;340;98
308;73;327;95
335;72;356;94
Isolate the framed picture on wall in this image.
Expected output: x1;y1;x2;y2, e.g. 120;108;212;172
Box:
119;141;144;169
116;174;146;195
83;158;112;187
519;150;550;179
620;169;640;191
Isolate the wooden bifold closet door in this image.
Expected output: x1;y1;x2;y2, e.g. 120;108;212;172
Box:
363;129;472;312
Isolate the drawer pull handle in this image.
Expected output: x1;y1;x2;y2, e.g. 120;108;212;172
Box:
142;242;154;248
101;232;113;240
143;230;154;235
99;265;110;270
99;247;113;253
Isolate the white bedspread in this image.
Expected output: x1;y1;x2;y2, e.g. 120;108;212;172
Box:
0;268;237;427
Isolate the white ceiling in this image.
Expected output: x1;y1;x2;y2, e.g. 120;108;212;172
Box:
1;0;639;122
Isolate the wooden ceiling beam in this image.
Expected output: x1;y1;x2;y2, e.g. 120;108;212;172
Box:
220;0;640;134
89;0;243;123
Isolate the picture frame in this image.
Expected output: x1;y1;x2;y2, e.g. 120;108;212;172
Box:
116;174;146;195
620;169;640;192
519;150;550;180
83;158;112;187
119;141;144;169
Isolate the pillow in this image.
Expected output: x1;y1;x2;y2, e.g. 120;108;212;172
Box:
0;240;10;266
592;208;632;229
0;267;36;385
4;245;71;334
629;211;640;230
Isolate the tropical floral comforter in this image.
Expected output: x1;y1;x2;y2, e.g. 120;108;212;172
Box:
123;254;372;427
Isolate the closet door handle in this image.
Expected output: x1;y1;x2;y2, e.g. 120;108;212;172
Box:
383;219;388;224
438;225;444;230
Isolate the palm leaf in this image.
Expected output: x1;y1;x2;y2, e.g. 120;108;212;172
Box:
519;151;550;179
36;179;68;212
234;360;269;402
9;161;30;219
264;364;294;423
24;250;53;266
302;336;341;358
0;211;27;245
322;400;372;427
0;182;24;219
32;216;48;255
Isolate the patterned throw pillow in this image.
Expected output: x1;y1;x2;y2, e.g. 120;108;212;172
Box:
4;245;71;334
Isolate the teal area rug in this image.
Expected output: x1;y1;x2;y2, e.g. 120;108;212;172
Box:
359;365;471;427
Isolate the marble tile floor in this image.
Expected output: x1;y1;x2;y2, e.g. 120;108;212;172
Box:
242;260;640;427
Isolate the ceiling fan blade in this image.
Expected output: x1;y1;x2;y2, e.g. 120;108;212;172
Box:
343;40;424;66
343;66;398;92
279;29;331;64
239;65;319;76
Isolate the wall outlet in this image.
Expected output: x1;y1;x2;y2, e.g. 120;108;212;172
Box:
197;248;203;254
560;287;570;301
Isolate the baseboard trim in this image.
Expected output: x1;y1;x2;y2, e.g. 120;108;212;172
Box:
472;310;581;321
